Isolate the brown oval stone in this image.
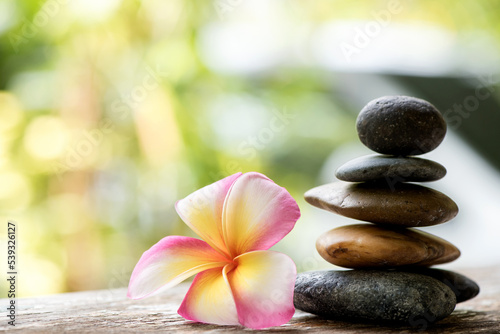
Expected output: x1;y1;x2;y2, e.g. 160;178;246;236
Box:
316;224;460;269
304;182;458;227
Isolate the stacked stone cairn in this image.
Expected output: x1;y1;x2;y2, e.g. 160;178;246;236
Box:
294;96;480;325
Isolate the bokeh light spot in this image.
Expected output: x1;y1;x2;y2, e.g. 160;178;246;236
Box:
23;116;68;160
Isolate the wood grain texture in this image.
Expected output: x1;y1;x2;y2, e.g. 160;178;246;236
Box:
1;266;499;333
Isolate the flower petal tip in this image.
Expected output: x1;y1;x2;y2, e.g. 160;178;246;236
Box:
228;251;297;329
127;236;228;300
177;267;240;326
222;173;301;254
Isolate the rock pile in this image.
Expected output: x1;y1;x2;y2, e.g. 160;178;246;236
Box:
294;96;479;325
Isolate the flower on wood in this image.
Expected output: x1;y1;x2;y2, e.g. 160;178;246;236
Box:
127;172;301;329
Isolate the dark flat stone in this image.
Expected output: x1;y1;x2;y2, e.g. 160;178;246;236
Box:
304;182;458;227
402;268;480;303
356;96;446;156
294;270;456;324
335;154;447;182
316;224;460;269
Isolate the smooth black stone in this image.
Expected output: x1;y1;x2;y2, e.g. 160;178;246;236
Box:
356;96;447;156
403;268;480;303
294;270;456;324
335;154;447;182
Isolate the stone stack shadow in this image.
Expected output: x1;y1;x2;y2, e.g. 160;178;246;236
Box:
294;96;480;326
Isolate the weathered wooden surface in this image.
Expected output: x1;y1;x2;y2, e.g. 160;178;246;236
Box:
2;267;499;333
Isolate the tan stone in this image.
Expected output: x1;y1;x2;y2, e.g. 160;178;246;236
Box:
316;224;460;269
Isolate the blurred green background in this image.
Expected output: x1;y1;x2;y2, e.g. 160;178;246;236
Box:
1;0;500;297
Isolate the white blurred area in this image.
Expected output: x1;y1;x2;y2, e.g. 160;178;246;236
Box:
198;1;500;77
197;0;500;269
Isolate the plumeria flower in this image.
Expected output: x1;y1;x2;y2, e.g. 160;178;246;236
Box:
127;172;301;329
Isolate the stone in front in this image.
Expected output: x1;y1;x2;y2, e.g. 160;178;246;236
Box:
294;270;456;323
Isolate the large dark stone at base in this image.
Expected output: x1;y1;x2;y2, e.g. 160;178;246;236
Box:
403;268;480;303
294;270;456;324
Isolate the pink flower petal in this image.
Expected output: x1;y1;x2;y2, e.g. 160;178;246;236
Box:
176;173;242;257
127;236;229;300
178;266;239;326
225;250;297;329
222;172;300;256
